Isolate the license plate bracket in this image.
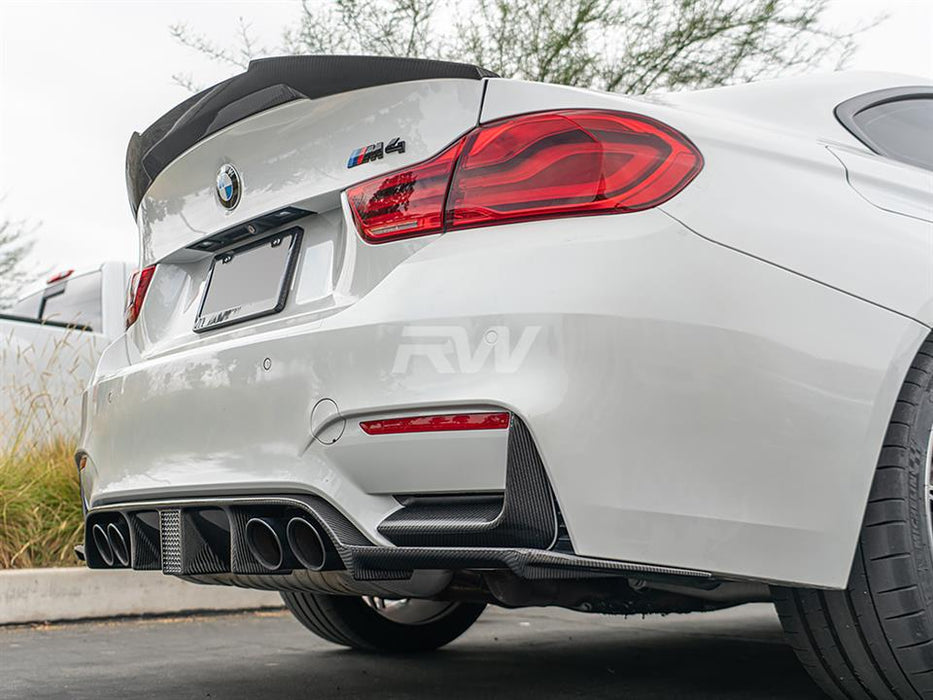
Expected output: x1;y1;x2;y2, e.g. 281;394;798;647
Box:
194;227;303;333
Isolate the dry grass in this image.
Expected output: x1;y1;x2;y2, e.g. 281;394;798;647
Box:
1;322;101;454
0;322;98;568
0;438;83;568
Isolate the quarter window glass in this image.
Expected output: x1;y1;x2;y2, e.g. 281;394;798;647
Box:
852;98;933;170
41;272;102;331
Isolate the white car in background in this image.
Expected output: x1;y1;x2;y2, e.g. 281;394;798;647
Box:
1;262;131;451
78;57;932;699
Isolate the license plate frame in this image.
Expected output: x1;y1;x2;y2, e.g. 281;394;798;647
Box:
193;227;303;333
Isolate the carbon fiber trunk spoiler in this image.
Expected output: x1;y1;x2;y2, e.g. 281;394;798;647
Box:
125;55;497;216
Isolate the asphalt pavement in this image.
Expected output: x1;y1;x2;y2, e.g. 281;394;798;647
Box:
2;602;824;699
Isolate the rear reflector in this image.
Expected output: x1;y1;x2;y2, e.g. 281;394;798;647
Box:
360;412;511;435
125;265;156;329
346;109;702;243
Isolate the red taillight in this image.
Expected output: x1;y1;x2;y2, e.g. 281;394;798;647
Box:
449;111;703;228
124;265;156;329
347;140;464;243
346;110;702;243
360;412;511;435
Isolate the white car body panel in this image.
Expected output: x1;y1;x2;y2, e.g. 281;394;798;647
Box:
828;144;933;224
80;71;933;589
482;75;933;324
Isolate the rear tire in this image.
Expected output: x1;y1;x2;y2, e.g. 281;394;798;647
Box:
282;592;485;653
773;334;933;699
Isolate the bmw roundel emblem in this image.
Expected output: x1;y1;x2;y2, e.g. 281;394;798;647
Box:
215;164;241;209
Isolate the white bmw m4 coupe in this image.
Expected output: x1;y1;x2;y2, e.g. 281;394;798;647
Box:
78;56;932;697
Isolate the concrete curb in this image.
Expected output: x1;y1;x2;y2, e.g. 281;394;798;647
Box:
0;567;283;625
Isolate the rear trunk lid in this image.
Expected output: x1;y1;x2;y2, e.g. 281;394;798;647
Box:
128;57;492;355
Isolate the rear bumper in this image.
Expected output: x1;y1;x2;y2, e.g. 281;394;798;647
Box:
78;210;926;588
82;418;712;588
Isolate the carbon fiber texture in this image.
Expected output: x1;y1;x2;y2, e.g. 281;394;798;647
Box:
159;510;182;574
383;498;503;525
229;507;270;575
344;546;712;582
180;510;229;575
552;503;576;554
377;418;558;548
87;492;712;584
128;513;161;570
155;508;230;575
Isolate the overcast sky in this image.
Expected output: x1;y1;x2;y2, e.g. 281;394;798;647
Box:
1;0;931;284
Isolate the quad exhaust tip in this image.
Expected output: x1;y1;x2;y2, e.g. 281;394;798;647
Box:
91;523;114;567
286;517;328;571
107;523;130;567
245;518;284;571
91;521;131;568
90;513;339;572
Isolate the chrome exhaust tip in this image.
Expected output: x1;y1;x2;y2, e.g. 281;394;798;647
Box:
91;523;114;567
286;517;328;571
244;518;284;571
107;522;130;567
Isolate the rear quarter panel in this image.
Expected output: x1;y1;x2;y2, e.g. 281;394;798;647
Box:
481;77;933;325
474;77;933;587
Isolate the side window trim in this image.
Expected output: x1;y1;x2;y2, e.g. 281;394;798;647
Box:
38;284;65;320
835;86;933;170
38;271;103;332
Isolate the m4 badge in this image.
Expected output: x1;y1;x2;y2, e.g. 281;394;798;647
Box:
347;137;406;168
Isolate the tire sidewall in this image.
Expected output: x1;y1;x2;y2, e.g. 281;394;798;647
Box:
902;366;933;612
338;597;485;653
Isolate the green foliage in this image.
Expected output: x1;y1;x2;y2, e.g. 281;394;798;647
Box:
1;324;93;568
0;438;82;569
170;0;876;95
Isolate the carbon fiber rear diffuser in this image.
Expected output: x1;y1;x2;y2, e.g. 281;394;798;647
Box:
83;418;711;582
85;493;711;582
